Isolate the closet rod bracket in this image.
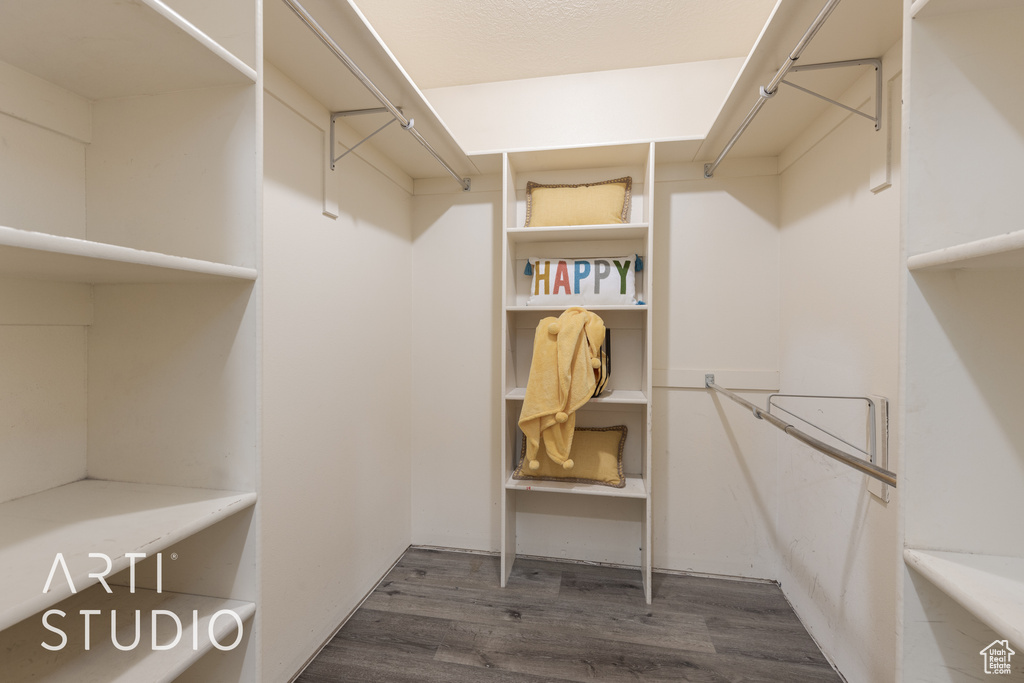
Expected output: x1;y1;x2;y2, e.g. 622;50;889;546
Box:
784;58;883;131
330;107;402;170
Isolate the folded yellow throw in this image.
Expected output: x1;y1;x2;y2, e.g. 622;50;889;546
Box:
518;307;606;471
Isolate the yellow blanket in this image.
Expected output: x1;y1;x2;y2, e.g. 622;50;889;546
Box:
518;307;606;471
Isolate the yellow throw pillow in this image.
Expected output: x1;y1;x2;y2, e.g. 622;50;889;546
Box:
513;425;627;488
525;177;632;227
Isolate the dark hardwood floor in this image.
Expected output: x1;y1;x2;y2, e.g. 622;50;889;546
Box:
296;548;843;682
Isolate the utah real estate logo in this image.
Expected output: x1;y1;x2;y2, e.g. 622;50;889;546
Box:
980;640;1015;675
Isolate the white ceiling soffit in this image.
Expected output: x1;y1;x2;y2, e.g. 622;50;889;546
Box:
353;0;779;90
692;0;902;163
264;0;486;180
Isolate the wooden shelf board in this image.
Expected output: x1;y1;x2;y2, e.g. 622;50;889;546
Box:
506;143;651;174
505;387;649;405
0;226;257;284
904;548;1024;651
0;584;255;682
505;473;647;499
506;223;649;244
506;304;648;313
0;0;255;101
911;0;1019;19
908;230;1024;271
0;479;257;632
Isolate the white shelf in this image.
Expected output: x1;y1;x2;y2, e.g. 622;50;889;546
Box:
0;584;255;682
907;229;1024;271
904;548;1024;651
0;226;257;284
506;304;648;313
507;144;652;174
911;0;1019;19
505;387;649;405
0;0;255;101
0;479;257;631
505;473;648;500
506;223;649;244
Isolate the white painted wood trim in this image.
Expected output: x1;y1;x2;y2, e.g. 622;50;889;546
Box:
505;387;648;405
911;0;1018;19
504;473;648;500
506;223;649;244
905;548;1024;652
0;480;257;631
907;229;1024;270
506;304;649;313
0;225;258;283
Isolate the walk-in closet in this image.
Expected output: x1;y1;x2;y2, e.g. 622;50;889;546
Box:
0;0;1020;681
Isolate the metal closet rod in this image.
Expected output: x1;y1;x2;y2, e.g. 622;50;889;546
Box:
282;0;471;191
705;375;897;487
704;0;842;179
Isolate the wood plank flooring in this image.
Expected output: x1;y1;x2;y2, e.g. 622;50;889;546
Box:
296;548;843;682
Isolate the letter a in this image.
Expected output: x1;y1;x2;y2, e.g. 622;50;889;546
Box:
43;553;76;594
553;260;571;295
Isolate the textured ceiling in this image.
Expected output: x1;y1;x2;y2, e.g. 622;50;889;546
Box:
352;0;779;89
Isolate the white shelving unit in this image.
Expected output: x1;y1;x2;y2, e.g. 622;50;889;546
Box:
0;0;260;680
906;228;1024;271
902;1;1024;676
0;583;256;683
904;549;1024;651
500;142;656;603
0;226;258;284
0;480;257;632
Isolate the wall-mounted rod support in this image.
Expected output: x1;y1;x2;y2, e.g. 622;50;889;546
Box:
704;0;842;179
283;0;471;191
704;374;897;487
330;114;396;170
784;58;883;131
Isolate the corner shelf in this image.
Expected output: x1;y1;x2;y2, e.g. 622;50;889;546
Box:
0;479;257;632
506;223;649;244
504;473;648;500
506;304;648;313
904;548;1024;651
0;584;256;683
500;143;655;603
0;0;255;101
0;226;258;283
907;229;1024;271
911;0;1019;20
505;387;649;405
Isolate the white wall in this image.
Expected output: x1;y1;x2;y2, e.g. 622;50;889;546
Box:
774;55;902;683
652;161;781;579
423;59;743;154
261;73;414;681
409;177;502;551
408;162;785;578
